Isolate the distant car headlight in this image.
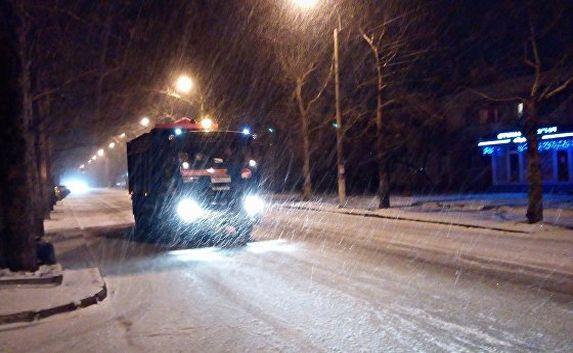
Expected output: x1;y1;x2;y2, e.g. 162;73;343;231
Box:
243;195;264;216
176;198;203;222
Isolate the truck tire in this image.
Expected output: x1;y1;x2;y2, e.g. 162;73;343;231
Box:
133;212;156;242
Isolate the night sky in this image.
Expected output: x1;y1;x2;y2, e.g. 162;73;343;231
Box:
18;0;573;181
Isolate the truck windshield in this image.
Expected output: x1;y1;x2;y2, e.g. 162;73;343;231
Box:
178;132;251;169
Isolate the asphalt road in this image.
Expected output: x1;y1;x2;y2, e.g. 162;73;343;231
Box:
1;189;572;353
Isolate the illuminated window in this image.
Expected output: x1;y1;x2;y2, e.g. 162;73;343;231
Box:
479;107;500;124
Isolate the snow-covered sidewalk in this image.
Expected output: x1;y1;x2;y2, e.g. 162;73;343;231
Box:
0;268;106;325
275;192;573;232
0;201;108;326
271;193;573;294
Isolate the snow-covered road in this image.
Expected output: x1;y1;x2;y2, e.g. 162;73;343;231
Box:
1;189;572;353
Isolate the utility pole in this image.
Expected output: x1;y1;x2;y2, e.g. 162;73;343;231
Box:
200;94;205;118
333;15;346;206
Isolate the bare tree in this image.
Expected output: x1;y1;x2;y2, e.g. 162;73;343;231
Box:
357;1;428;208
521;20;573;223
0;0;39;271
280;54;332;200
268;7;334;201
473;2;573;223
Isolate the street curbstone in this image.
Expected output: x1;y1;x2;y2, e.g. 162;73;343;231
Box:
0;275;107;327
282;204;533;234
0;273;63;287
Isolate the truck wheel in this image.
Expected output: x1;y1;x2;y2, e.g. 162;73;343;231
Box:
134;212;156;242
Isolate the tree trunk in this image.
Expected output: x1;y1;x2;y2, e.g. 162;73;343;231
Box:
17;2;44;243
375;59;390;208
37;97;53;218
0;1;38;271
524;99;543;223
295;80;312;201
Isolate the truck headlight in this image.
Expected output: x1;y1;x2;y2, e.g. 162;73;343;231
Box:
243;195;264;216
177;198;203;222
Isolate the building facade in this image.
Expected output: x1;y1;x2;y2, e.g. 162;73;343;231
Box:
478;126;573;190
440;73;573;192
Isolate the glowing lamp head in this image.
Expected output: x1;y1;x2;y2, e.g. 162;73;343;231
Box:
108;142;116;149
92;155;97;161
291;0;319;9
248;159;257;167
181;161;190;170
97;149;104;157
174;128;183;136
140;117;150;127
175;75;193;94
242;127;251;135
119;132;126;138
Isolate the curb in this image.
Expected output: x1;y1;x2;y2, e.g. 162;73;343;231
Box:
0;278;107;326
0;274;63;287
282;204;533;234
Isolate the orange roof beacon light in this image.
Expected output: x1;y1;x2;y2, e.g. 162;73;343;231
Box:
155;117;218;132
200;117;214;130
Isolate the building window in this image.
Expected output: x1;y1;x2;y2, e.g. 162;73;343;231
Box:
479;109;489;125
517;102;524;117
509;152;519;183
494;154;507;183
540;151;554;181
557;150;569;182
479;107;500;125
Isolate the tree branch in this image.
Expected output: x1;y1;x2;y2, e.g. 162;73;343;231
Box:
542;75;573;99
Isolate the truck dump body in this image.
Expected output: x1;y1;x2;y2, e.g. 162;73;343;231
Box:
127;126;262;242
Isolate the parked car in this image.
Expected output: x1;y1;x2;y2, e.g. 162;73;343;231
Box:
54;185;70;201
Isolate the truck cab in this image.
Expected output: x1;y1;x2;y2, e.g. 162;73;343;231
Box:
127;117;263;245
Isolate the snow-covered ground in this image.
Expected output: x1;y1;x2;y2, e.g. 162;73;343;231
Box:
1;189;572;353
277;192;573;229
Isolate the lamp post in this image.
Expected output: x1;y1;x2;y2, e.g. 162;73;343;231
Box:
290;0;346;205
333;15;345;206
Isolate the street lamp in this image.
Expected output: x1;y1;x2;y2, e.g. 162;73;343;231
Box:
175;75;193;95
97;149;105;157
119;132;126;138
140;117;150;127
289;0;346;205
108;142;116;149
